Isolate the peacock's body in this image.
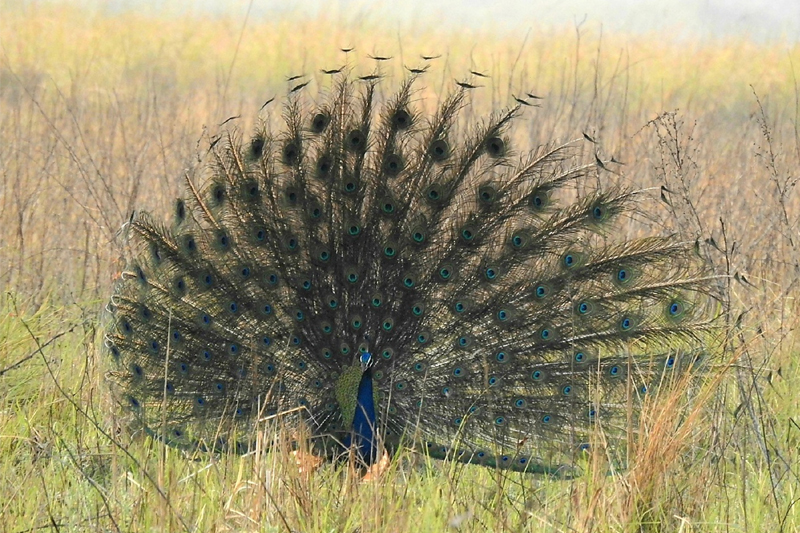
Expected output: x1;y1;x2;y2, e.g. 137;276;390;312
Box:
105;71;715;473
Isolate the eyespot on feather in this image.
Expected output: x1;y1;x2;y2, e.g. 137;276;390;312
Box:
484;136;506;157
310;112;330;133
428;138;450;161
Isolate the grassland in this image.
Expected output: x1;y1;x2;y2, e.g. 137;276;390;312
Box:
1;1;799;531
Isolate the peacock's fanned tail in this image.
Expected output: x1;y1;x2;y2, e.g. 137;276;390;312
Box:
105;74;717;472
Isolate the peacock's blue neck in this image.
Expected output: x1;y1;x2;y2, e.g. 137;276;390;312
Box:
350;364;379;465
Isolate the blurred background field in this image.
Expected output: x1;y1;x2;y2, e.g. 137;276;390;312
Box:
0;1;798;531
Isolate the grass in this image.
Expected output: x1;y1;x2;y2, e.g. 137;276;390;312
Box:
1;1;799;531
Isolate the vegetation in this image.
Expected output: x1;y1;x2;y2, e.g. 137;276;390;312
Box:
1;1;798;530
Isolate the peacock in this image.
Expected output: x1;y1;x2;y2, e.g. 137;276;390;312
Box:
104;69;717;474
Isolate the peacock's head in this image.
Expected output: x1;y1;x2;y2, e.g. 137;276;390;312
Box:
360;351;373;372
